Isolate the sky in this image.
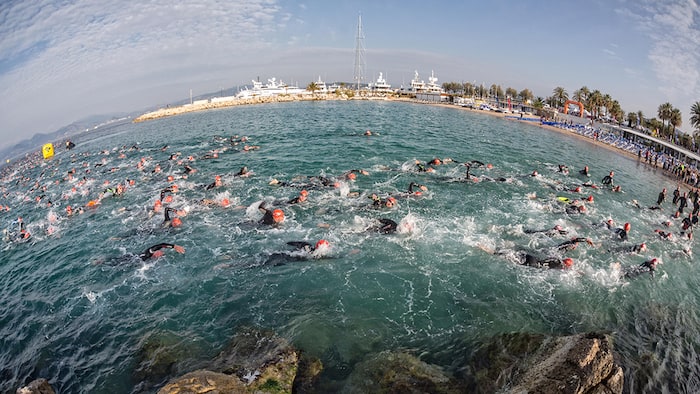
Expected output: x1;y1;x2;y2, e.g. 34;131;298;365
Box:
1;0;699;150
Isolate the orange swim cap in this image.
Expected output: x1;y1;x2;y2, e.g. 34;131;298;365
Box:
221;198;230;207
171;217;182;227
171;185;178;192
164;195;173;203
563;258;574;268
167;175;174;182
348;173;356;180
300;190;309;197
272;209;285;222
315;239;330;249
587;195;594;202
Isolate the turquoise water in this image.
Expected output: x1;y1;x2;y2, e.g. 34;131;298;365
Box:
1;100;698;393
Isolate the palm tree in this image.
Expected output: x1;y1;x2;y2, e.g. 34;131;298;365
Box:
637;110;644;129
552;86;568;108
588;90;603;119
572;86;589;104
626;112;638;128
670;108;682;135
518;89;533;103
690;102;700;131
657;102;673;137
533;97;545;109
306;82;319;97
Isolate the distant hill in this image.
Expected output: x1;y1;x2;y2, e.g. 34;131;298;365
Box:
0;113;135;162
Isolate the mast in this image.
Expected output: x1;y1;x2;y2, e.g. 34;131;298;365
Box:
353;13;365;91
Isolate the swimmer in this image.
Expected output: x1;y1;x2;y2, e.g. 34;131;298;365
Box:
235;166;252;177
263;239;331;266
623;258;659;279
579;166;590;177
139;243;185;261
368;218;398;234
614;222;631;241
524;224;568;236
600;171;615;186
415;160;434;173
364;130;372;136
258;202;285;225
558;164;569;175
205;175;223;190
657;188;667;205
370;194;396;208
565;203;586;215
655;229;673;240
556;237;594;251
287;190;308;204
407;182;428;194
672;186;681;205
609;242;647;254
163;207;185;228
479;245;574;270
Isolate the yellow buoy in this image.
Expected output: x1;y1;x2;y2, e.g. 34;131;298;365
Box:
42;143;54;159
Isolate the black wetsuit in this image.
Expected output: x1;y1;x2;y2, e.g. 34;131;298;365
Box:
263;242;325;266
614;228;628;241
505;251;568;269
657;190;666;206
408;182;425;194
524;226;568;235
372;218;398;234
679;196;688;214
673;188;681;205
601;175;614;186
139;243;176;261
556;237;589;251
579;168;589;176
624;260;657;279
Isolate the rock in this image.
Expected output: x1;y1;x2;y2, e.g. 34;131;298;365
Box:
157;370;247;394
16;378;55;394
465;332;623;394
158;326;301;394
292;353;324;393
342;350;464;394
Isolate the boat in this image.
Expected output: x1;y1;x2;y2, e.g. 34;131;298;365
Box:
236;77;306;99
312;76;329;94
369;72;392;93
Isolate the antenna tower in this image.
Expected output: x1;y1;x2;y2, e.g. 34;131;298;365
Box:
353;13;366;91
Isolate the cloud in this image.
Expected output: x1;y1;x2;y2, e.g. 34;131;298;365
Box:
603;48;616;57
0;0;286;148
625;0;700;97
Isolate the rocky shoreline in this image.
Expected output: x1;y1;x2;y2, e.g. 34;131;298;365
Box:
18;327;623;393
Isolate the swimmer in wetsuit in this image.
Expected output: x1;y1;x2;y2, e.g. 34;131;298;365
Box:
613;222;631;241
555;237;594;251
258;202;285;225
524;224;568;236
263;239;331;266
480;245;574;269
623;258;659;279
139;243;185;260
287;190;308;204
368;218;398;234
657;188;667;206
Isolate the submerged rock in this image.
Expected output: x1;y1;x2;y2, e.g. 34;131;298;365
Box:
341;350;464;394
465;332;623;394
157;326;302;394
16;378;55;394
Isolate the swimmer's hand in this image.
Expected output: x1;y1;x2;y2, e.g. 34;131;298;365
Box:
174;245;185;254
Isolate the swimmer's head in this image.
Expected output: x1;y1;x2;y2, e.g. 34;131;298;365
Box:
586;195;594;202
167;175;174;182
164;195;173;204
486;163;493;169
574;187;582;193
578;205;586;212
171;185;178;192
563;258;574;268
171;217;182;227
272;209;285;223
152;250;164;259
640;243;647;252
221;198;230;207
386;197;396;207
315;239;330;250
650;258;658;266
347;172;356;180
624;222;631;231
300;190;309;197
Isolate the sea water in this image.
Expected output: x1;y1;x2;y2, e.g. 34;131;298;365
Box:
1;100;698;393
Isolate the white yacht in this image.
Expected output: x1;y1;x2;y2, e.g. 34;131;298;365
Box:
370;72;392;93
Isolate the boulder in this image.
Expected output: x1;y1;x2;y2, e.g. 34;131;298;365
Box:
16;378;55;394
466;332;623;394
342;350;464;393
157;370;246;394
